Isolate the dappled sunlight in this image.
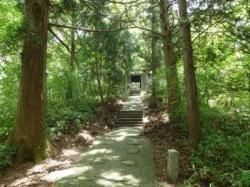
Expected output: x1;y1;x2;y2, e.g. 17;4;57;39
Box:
1;0;248;186
158;182;176;187
75;130;95;145
1;94;156;186
107;132;139;142
9;173;45;187
26;159;72;175
61;148;81;157
93;127;142;142
117;99;125;105
99;171;141;185
92;140;103;145
54;126;156;186
42;166;91;182
122;95;143;111
96;178;125;187
162;113;170;123
81;148;113;156
89;155;121;162
0;145;91;186
143;116;150;123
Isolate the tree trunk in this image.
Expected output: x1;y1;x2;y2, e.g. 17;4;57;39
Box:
93;8;104;104
149;0;158;108
66;6;76;100
95;58;104;104
7;0;50;163
159;0;181;119
178;0;202;148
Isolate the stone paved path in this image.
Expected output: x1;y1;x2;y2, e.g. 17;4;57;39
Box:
55;93;157;187
121;94;144;111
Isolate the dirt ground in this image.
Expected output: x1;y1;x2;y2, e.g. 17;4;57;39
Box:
0;98;193;187
143;108;193;185
0;100;122;187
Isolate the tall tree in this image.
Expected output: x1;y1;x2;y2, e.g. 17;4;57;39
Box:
149;0;158;109
66;0;77;100
7;0;50;162
93;11;104;104
178;0;202;147
159;0;181;119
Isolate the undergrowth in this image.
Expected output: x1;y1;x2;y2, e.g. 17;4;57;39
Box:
184;105;250;187
0;96;99;173
46;97;98;136
0;144;16;174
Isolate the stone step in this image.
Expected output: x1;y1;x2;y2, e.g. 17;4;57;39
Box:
117;118;142;121
119;111;142;114
129;90;141;95
118;111;142;113
118;114;142;116
117;121;143;125
117;110;143;127
116;123;142;127
118;113;142;116
116;121;143;125
117;114;142;118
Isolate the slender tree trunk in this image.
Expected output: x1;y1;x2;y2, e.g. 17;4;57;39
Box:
124;74;128;92
159;0;181;119
106;72;113;99
178;0;202;147
66;7;76;100
70;31;75;73
7;0;50;163
149;0;158;108
93;7;104;104
95;58;104;104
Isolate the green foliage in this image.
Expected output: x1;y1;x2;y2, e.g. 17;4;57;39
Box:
156;67;167;100
0;1;22;143
0;0;23;54
46;97;97;129
186;106;250;186
0;60;19;142
0;144;16;173
0;0;249;181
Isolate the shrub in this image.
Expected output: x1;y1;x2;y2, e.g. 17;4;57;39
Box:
186;106;250;186
0;144;16;173
46;96;98;137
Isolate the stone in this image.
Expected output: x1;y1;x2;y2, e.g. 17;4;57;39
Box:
91;158;105;165
121;160;136;166
167;149;179;183
74;130;94;145
127;149;139;154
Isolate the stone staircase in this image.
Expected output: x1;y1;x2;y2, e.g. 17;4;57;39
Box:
116;110;143;127
129;89;141;96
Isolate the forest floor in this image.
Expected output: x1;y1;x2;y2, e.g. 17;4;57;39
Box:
0;100;123;187
142;99;192;186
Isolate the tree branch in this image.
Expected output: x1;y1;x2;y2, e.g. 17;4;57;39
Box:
48;26;71;53
50;23;162;36
49;23;126;33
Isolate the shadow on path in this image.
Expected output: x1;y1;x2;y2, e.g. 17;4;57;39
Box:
47;127;156;187
47;93;157;187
